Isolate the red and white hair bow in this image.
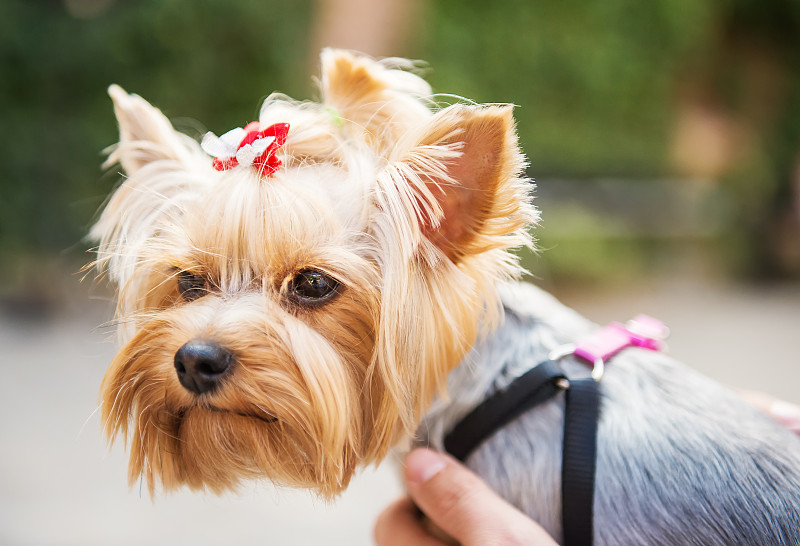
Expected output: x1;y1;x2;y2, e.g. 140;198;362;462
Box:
201;122;289;177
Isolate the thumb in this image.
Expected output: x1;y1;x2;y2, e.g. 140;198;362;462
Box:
404;448;557;546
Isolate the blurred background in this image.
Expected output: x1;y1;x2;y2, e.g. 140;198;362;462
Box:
1;0;799;544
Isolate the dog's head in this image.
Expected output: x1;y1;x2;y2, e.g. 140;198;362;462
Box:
92;49;535;496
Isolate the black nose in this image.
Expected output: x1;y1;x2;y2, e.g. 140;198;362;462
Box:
174;341;233;395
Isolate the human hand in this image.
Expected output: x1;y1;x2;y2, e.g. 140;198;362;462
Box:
374;448;558;546
739;390;800;434
374;393;800;546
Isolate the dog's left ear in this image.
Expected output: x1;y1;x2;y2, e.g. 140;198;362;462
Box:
402;104;531;264
367;105;533;448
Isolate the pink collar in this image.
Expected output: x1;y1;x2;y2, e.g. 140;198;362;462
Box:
550;315;669;380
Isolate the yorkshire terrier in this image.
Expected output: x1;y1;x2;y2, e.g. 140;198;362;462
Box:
92;49;800;544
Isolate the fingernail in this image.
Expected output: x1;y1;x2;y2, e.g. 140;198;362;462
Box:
770;400;800;427
406;448;448;484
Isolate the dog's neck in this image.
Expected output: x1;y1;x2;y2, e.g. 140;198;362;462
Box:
414;282;596;450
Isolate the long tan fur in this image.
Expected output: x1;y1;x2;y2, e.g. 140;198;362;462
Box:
93;49;536;496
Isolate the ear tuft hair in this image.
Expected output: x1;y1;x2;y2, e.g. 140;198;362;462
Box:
105;84;198;175
319;49;433;152
92;86;212;293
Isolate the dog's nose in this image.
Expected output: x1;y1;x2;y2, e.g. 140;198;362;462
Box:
174;341;233;395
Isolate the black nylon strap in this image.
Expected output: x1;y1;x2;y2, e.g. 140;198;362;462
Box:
562;377;600;546
443;360;601;546
443;359;566;462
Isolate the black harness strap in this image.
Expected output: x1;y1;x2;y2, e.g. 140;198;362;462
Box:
443;360;600;546
444;360;567;462
561;377;600;546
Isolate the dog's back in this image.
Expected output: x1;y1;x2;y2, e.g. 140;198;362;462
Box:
419;282;800;545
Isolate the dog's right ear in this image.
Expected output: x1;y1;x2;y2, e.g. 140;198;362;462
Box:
92;86;209;291
106;84;197;175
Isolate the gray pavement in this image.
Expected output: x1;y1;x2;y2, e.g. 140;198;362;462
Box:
1;277;798;545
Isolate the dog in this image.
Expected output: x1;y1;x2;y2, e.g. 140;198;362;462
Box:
92;49;800;544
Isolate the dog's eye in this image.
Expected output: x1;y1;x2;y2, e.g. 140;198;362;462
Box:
289;269;339;303
177;271;207;302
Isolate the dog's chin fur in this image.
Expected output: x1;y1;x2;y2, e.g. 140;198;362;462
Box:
100;298;368;496
93;49;535;497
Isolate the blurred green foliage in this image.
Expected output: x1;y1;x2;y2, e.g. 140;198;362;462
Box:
2;0;799;287
0;0;311;262
420;0;711;176
419;0;800;173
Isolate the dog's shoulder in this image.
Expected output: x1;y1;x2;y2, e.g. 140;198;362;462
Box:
466;282;800;544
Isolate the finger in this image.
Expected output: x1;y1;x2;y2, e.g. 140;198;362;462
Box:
739;390;800;434
404;448;557;545
374;496;448;546
769;400;800;433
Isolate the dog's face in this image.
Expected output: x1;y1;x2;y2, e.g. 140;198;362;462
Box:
93;50;535;496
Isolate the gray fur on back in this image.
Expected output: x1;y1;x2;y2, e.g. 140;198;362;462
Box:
416;282;800;545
